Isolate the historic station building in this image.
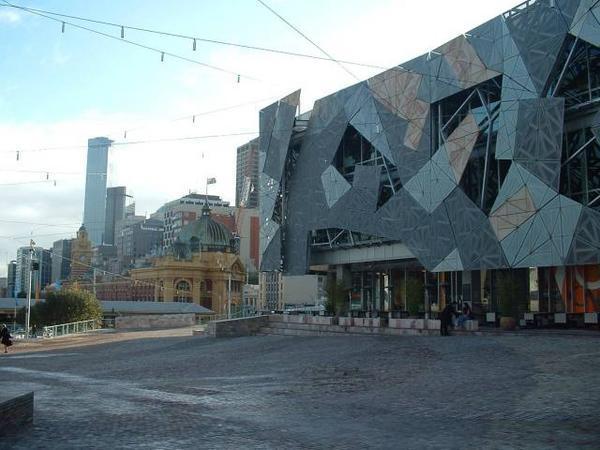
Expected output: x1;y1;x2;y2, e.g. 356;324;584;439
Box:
131;204;245;314
259;0;600;320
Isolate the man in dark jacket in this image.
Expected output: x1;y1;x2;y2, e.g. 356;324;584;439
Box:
1;324;12;353
440;303;454;336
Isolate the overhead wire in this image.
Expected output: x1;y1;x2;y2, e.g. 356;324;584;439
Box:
0;2;387;70
0;0;263;83
256;0;360;82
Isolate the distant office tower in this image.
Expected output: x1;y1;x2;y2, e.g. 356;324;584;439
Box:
117;217;164;270
7;260;16;298
51;239;73;283
15;246;49;296
83;137;112;245
156;194;232;249
236;138;259;208
104;186;127;246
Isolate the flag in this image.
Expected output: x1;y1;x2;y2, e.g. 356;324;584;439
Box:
206;177;216;185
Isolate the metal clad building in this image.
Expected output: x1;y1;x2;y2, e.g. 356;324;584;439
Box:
259;0;600;316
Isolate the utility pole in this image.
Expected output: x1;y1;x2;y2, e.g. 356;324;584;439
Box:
25;240;35;339
227;272;232;319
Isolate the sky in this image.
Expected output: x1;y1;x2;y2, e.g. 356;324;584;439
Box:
0;0;520;275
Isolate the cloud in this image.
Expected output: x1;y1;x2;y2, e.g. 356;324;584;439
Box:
0;9;21;24
40;42;70;66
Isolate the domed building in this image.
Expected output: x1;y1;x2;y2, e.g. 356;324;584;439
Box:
131;204;245;314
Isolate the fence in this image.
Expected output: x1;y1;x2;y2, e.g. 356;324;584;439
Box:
42;319;100;338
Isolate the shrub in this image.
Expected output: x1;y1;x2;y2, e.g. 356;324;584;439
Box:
17;288;102;327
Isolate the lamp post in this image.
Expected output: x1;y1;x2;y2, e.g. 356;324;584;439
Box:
25;240;35;339
217;258;232;319
227;272;232;319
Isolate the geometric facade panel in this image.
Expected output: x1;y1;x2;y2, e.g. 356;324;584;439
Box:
321;165;351;208
489;186;536;240
259;0;600;276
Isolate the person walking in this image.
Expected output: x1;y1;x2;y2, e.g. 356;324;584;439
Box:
1;324;13;354
440;303;454;336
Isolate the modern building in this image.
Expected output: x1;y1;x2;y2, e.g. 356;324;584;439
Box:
83;137;112;245
130;205;245;314
104;186;128;246
117;217;164;270
259;272;284;311
235;207;260;273
156;193;233;249
51;239;73;283
14;246;50;297
259;0;600;319
7;260;16;298
242;284;259;311
0;278;7;298
236;137;259;208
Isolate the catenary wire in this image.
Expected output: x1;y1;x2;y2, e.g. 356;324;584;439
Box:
0;2;387;70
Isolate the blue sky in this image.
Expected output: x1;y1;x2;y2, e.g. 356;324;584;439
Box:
0;0;519;274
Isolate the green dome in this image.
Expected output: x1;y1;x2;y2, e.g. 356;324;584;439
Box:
176;204;233;252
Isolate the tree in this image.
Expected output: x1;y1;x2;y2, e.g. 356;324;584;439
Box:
325;281;348;316
406;276;424;317
497;269;528;319
18;288;102;326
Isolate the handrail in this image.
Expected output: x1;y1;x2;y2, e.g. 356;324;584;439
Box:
42;319;100;338
197;309;258;325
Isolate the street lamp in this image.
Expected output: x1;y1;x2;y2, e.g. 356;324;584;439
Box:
25;239;35;339
217;259;232;319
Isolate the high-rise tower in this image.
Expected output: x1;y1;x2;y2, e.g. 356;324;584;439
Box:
83;137;112;245
104;186;127;246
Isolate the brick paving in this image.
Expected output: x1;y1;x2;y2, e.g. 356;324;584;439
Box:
0;333;599;449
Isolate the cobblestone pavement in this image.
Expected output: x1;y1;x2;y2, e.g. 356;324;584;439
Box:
1;334;599;449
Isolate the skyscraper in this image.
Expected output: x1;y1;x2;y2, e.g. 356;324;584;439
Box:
236;138;259;208
83;137;112;245
51;239;73;283
7;260;16;298
104;186;127;246
15;246;49;297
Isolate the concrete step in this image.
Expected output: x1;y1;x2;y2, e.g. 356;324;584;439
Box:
260;322;439;337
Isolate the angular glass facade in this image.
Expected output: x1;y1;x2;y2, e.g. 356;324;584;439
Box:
259;0;600;317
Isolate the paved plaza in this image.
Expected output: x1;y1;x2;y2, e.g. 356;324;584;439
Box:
1;332;599;449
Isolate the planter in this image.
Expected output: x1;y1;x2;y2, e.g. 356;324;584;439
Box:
500;316;516;331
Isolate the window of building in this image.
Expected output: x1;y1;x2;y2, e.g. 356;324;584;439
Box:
431;75;505;214
332;125;402;208
175;280;192;303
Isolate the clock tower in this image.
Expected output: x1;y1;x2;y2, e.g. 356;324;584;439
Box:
70;225;93;280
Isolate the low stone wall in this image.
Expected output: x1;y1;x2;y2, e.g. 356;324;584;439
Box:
388;318;440;330
353;317;383;327
282;315;336;325
0;392;34;434
207;316;269;338
115;313;195;329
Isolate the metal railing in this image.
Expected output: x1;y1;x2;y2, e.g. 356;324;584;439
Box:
197;308;259;325
42;319;100;338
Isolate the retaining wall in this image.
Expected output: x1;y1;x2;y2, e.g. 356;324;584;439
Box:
115;313;195;329
207;315;269;338
0;392;34;434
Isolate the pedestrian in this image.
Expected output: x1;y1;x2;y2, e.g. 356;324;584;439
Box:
440;302;454;336
1;324;13;354
31;324;37;338
456;303;473;329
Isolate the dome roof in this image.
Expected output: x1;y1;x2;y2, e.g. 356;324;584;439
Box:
176;204;233;252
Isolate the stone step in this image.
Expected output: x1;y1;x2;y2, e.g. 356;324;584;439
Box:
260;322;439;337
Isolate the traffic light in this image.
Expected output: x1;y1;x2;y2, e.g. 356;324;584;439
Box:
31;261;40;271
